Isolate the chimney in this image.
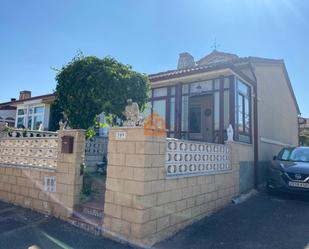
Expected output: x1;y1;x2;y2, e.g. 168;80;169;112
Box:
19;91;31;100
177;52;195;70
10;98;16;102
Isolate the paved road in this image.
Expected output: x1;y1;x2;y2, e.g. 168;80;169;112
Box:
0;191;309;249
155;190;309;249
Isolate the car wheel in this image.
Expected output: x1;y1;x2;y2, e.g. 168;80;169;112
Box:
266;181;277;195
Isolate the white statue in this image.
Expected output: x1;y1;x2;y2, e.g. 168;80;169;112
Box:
123;99;143;127
59;112;71;130
38;123;44;131
227;124;234;142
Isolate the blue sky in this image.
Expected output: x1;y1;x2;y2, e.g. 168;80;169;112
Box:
1;0;308;115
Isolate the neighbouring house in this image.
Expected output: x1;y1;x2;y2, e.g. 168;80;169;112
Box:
148;50;300;191
0;100;16;127
299;117;309;135
299;117;309;145
0;91;55;130
0;90;109;137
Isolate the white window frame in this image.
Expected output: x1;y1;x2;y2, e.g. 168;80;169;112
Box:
15;104;45;130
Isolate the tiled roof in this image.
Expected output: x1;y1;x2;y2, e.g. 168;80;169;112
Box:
149;58;248;82
0;93;55;107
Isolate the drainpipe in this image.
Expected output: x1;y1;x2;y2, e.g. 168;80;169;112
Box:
253;84;259;189
248;60;259;189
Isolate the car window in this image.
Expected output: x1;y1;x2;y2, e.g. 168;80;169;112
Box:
290;148;309;162
278;148;291;161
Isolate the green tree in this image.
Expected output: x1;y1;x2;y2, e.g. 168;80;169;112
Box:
54;53;150;130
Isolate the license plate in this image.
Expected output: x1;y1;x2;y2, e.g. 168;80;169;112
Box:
288;181;309;188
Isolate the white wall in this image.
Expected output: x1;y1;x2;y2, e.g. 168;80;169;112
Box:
253;62;299;161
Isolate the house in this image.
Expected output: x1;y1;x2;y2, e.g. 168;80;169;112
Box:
0;90;109;136
0;91;55;130
148;50;300;191
299;117;309;135
0;101;16;127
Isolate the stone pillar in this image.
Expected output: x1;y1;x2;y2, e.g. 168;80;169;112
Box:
102;127;166;248
54;129;85;218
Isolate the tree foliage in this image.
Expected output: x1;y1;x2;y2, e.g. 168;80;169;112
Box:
54;54;150;129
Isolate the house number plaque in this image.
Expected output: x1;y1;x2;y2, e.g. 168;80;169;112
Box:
115;131;126;140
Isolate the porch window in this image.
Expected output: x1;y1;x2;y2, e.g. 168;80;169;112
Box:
153;99;166;122
150;86;176;136
236;79;251;143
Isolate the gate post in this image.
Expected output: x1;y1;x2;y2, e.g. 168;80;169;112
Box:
102;127;166;247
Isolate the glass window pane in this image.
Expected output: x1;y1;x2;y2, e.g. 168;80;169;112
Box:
153;99;166;122
170;97;175;131
17;117;24;128
182;84;189;94
33;116;43;130
238;94;244;132
170;86;176;96
245;98;249;115
189;106;201;133
34;106;44;114
224;90;229;129
28;116;32;129
214;79;220;90
190;80;212;93
238;79;249;95
224;78;229;89
214;92;220;130
153;88;167;97
181;96;189;131
245;114;250;133
18;108;26;115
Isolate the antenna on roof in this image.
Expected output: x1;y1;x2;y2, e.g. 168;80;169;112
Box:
211;38;220;51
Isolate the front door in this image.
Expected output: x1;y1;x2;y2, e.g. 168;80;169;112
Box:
189;95;213;142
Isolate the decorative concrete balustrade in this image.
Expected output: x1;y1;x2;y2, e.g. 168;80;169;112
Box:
165;138;231;178
0;136;58;170
4;128;58;138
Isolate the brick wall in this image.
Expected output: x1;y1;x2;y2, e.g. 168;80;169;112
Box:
102;127;239;248
0;129;85;219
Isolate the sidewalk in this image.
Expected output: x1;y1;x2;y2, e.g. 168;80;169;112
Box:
0;201;131;249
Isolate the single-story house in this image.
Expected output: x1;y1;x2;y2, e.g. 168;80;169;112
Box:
148;50;300;191
0;50;300;190
0;91;55;130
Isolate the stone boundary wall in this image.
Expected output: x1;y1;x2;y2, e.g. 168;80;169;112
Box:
229;141;255;193
102;127;240;248
0;129;85;219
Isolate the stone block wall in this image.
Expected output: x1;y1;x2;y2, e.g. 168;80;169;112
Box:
0;129;85;219
102;127;240;248
227;141;255;193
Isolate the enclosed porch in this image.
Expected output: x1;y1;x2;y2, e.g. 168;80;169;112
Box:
148;74;254;145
